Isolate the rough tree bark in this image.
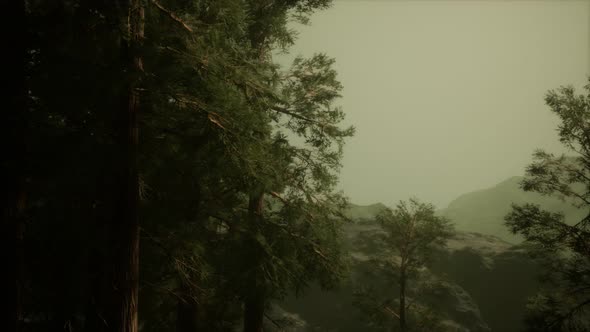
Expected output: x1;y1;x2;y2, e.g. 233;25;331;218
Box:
103;1;144;331
119;1;143;330
243;192;266;332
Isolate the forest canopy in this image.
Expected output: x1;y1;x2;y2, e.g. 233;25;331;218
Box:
8;1;353;331
5;1;590;332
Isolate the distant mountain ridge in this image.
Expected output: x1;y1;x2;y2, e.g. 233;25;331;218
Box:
343;202;387;221
344;175;587;243
280;178;587;331
437;176;586;243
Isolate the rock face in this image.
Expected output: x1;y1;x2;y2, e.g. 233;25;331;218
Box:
426;281;489;332
280;203;541;332
430;233;540;332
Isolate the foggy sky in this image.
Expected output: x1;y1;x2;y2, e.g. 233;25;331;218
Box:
280;0;590;208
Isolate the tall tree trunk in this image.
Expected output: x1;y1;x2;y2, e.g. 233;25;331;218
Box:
103;1;144;331
399;265;407;332
15;190;26;332
119;0;143;330
3;0;28;331
243;9;271;332
243;192;265;332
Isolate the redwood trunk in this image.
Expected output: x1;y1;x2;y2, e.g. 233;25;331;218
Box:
243;193;265;332
104;1;144;331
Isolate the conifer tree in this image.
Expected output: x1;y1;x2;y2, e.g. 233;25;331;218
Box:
505;79;590;332
230;1;356;330
354;199;453;332
17;1;353;331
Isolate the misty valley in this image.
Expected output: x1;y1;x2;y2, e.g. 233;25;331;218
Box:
7;1;590;332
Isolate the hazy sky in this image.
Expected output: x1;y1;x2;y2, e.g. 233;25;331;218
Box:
280;0;590;208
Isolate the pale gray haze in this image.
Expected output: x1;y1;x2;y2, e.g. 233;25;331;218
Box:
280;0;590;208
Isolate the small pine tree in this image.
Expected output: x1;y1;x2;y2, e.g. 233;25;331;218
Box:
354;199;453;332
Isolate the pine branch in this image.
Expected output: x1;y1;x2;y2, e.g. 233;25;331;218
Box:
268;190;315;222
264;313;283;328
269;191;288;204
263;212;330;262
271;106;335;130
382;305;400;320
150;0;193;33
140;227;205;293
142;280;187;302
271;106;315;123
547;297;590;329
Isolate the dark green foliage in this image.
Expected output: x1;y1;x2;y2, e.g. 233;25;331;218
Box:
353;199;454;332
505;79;590;332
17;0;355;331
376;200;454;269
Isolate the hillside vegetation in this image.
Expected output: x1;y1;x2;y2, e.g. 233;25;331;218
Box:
279;202;540;332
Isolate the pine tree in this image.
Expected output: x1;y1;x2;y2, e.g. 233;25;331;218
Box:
505;79;590;332
354;199;453;332
18;1;353;331
231;1;356;329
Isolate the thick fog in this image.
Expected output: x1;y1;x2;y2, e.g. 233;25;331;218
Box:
282;0;590;208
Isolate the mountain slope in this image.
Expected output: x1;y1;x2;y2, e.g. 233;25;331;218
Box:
343;202;387;221
437;176;586;243
280;218;538;332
